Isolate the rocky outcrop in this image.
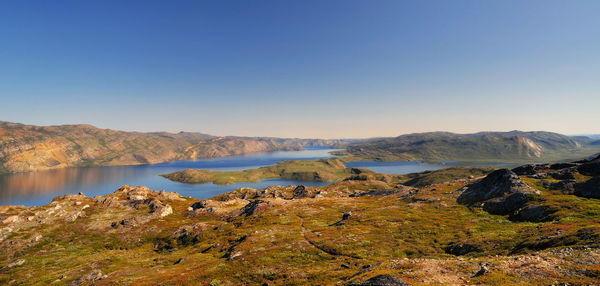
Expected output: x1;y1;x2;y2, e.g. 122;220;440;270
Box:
106;186;177;229
548;167;577;180
457;169;539;207
543;179;576;194
292;185;310;199
512;164;549;176
481;192;533;215
578;155;600;176
347;275;409;286
574;177;600;199
240;200;270;216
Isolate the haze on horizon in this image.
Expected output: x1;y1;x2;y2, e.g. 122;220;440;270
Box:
1;0;599;139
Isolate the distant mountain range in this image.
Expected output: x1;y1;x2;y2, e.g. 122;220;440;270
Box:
343;131;600;163
0;121;344;173
2;121;599;173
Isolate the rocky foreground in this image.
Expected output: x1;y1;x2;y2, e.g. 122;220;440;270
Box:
0;156;600;285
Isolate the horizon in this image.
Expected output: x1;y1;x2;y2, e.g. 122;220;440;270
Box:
1;1;599;137
2;119;598;140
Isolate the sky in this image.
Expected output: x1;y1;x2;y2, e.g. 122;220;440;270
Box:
0;0;599;139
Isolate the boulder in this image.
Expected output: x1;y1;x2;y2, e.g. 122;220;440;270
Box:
509;205;557;222
543;180;576;193
331;212;352;226
346;274;409;286
190;201;207;210
574;177;600;199
482;192;533;215
292;185;309;199
548;167;577;180
457;169;538;206
240;200;269;216
444;242;481;256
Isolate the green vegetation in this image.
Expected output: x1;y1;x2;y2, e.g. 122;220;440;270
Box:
161;159;497;187
1;166;600;285
161;158;356;185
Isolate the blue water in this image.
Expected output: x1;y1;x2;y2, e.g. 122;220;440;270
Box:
0;148;339;206
345;161;448;174
345;160;515;174
0;147;513;206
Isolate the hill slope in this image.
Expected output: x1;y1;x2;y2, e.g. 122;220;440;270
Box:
343;131;600;163
0;121;340;173
1;156;599;285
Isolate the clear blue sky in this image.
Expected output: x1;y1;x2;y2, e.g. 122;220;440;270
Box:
1;0;598;138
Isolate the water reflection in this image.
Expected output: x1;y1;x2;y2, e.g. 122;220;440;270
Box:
0;148;340;206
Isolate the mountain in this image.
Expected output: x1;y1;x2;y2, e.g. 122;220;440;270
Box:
343;131;600;163
0;121;343;173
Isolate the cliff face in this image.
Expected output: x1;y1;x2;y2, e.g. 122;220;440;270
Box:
0;121;325;173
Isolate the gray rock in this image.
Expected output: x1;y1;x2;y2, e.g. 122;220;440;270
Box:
512;164;549;176
482;192;533;215
331;212;352;226
444;242;481;256
240;200;269;216
457;169;538;206
543;180;576;193
509;205;557;222
68;269;107;286
190;201;207;210
292;185;309;199
346;274;410;286
548;167;577;180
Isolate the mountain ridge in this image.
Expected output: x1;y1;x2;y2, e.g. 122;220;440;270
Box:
342;130;600;163
0;121;344;173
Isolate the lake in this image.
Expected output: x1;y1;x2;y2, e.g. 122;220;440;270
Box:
0;148;511;206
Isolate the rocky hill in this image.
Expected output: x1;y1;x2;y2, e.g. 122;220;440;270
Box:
0;121;343;173
342;131;600;163
1;156;599;284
